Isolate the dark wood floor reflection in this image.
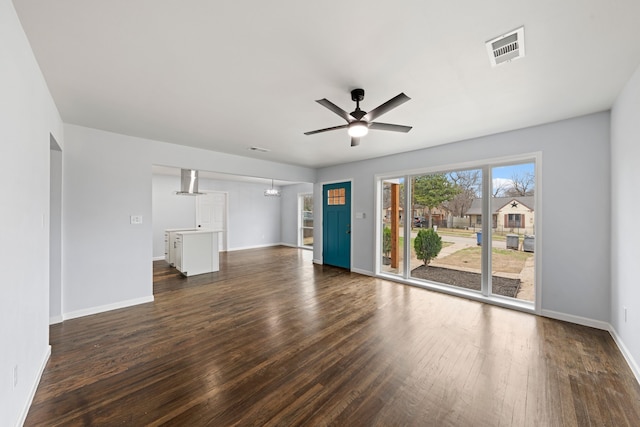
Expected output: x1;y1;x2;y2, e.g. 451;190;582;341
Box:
26;247;640;426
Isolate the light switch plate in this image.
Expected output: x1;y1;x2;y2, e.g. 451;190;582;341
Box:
130;215;143;224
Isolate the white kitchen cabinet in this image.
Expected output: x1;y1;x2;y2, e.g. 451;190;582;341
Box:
174;230;220;276
164;232;169;261
165;228;197;266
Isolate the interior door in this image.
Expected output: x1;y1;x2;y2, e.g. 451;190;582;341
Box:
323;182;351;269
196;191;227;251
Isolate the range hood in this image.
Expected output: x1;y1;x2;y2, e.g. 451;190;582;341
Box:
175;169;204;195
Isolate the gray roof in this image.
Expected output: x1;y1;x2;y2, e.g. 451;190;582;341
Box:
465;196;534;215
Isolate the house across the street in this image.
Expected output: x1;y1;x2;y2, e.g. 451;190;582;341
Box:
465;196;534;235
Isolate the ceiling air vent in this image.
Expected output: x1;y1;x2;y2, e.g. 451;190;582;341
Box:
486;26;525;67
249;146;270;153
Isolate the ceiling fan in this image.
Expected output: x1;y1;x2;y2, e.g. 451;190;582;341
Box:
304;88;412;147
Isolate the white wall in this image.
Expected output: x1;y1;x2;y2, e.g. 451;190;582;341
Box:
280;183;314;247
152;174;197;259
315;112;611;324
197;179;284;250
611;63;640;379
63;124;315;319
0;1;64;425
152;174;295;258
49;139;63;323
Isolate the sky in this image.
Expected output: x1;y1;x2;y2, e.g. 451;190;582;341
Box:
492;162;535;194
491;162;534;179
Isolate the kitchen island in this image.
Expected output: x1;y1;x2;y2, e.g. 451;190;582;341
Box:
172;229;221;276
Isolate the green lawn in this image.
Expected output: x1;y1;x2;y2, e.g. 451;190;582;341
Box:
435;246;532;273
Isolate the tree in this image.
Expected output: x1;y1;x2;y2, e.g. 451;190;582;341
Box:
505;172;535;196
492;180;509;197
382;226;392;257
444;170;480;217
413;174;460;228
414;229;442;266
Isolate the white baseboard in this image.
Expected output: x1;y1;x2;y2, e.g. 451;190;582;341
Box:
63;295;154;321
152;255;165;261
49;314;63;325
227;243;280;252
18;344;51;427
313;259;323;265
351;268;374;276
540;309;610;330
608;325;640;385
279;242;313;251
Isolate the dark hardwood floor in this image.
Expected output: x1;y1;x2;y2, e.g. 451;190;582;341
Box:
26;246;640;426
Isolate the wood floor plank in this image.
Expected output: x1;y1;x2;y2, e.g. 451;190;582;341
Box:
25;246;640;426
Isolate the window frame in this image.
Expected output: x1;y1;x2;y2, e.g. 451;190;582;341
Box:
374;152;541;314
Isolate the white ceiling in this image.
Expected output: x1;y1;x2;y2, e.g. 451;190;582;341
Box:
14;0;640;169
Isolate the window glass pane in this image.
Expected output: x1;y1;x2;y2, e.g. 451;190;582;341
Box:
491;162;535;301
327;187;346;205
300;193;313;248
380;178;404;277
409;169;482;293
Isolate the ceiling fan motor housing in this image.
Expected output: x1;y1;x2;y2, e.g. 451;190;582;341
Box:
351;88;365;102
350;88;366;119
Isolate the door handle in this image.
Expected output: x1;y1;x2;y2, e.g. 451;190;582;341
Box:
347;224;351;234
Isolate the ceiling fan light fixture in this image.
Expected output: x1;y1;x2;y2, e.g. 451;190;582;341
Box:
348;121;369;137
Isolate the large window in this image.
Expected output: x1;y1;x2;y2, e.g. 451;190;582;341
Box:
377;158;537;306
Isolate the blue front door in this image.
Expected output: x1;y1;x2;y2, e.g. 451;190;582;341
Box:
323;182;351;269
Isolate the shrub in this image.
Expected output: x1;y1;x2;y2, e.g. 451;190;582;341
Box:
414;228;442;266
383;227;392;257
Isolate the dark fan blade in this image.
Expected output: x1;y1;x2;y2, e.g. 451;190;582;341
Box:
304;124;348;135
316;99;353;123
362;93;411;122
351;137;360;147
369;122;413;133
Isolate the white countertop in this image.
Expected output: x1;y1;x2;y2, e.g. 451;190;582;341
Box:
175;229;222;235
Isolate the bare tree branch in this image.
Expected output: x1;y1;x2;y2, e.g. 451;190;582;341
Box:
443;170;481;216
506;172;535;196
